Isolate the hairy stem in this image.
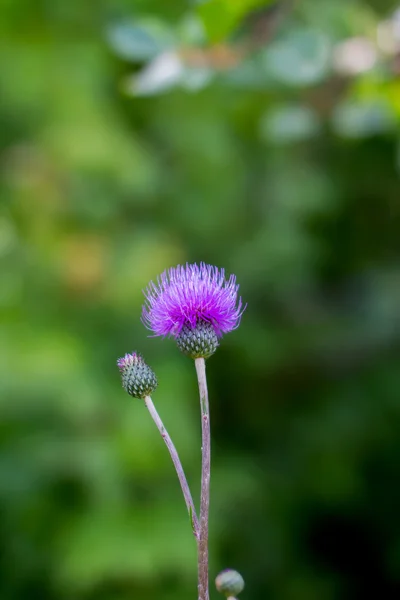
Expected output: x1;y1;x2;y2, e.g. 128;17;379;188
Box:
195;357;210;600
144;395;200;540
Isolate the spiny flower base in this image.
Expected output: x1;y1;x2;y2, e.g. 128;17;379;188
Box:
176;320;218;359
117;353;158;399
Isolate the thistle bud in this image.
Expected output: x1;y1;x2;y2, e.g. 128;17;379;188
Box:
117;352;157;399
176;320;219;359
215;569;245;597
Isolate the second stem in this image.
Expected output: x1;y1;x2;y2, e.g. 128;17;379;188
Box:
195;357;210;600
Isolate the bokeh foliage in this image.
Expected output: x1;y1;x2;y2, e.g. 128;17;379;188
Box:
1;0;400;599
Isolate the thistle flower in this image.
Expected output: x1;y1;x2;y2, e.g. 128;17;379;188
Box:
117;352;157;398
142;262;245;358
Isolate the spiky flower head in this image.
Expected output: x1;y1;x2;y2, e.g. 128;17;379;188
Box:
117;352;157;398
142;263;245;359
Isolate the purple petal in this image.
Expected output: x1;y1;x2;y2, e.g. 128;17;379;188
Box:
142;262;245;338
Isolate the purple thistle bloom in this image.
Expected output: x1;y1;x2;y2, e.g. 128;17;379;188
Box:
142;262;245;338
117;352;142;371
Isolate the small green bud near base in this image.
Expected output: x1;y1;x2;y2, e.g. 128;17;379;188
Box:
176;320;218;359
117;352;157;399
215;569;245;597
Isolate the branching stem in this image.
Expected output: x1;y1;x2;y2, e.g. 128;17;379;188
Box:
144;395;200;540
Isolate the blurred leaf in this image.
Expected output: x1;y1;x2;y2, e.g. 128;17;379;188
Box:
197;0;275;42
107;19;176;61
263;28;331;86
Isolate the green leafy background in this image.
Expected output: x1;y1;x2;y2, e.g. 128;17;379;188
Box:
1;0;400;599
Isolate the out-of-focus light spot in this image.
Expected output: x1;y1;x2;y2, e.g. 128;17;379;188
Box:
377;8;400;54
181;67;213;91
332;101;395;138
124;51;183;96
260;104;320;144
57;235;108;294
377;21;398;54
264;30;331;87
333;37;377;75
178;13;206;45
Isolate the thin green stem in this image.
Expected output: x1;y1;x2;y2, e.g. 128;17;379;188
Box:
195;357;210;600
144;395;200;540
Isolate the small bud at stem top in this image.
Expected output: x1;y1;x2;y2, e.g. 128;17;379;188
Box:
117;352;157;398
215;569;245;597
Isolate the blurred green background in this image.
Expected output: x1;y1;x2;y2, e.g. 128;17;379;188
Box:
1;0;400;598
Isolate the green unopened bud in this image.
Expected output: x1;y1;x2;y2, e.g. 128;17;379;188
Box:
215;569;245;597
117;352;157;399
176;320;218;359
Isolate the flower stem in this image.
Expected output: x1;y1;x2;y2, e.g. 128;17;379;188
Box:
195;357;210;600
144;395;200;540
